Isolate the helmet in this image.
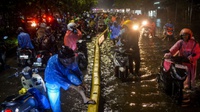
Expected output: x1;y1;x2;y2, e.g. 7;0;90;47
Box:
40;22;46;28
122;20;133;29
45;26;52;34
179;28;193;38
58;45;75;59
17;27;24;33
58;45;75;66
67;22;77;31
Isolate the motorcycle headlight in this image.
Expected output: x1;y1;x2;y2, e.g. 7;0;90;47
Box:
132;24;139;30
142;20;148;26
31;21;37;27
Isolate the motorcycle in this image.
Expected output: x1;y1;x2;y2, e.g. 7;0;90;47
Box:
17;48;33;67
1;66;50;112
32;50;51;67
157;50;191;104
163;27;174;41
140;20;152;39
76;39;88;71
141;26;151;39
82;25;96;42
112;42;133;82
0;36;8;71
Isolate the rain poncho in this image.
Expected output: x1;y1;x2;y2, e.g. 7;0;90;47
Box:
109;23;121;40
17;32;34;49
45;54;83;112
44;54;83;90
168;38;200;87
64;30;82;51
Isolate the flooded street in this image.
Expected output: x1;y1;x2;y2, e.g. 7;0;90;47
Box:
0;36;200;112
99;37;200;112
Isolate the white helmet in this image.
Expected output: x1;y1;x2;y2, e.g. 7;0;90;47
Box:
67;22;76;31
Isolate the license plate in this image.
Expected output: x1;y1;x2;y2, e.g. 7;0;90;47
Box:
33;62;42;67
19;55;29;59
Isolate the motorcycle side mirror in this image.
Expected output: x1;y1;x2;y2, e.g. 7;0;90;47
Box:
163;49;170;53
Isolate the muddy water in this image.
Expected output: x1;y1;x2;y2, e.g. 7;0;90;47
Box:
0;36;200;112
99;37;200;112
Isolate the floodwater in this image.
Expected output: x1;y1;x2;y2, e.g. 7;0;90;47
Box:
99;36;200;112
0;35;200;112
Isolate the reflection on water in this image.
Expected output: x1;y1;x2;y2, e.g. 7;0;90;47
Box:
100;37;200;112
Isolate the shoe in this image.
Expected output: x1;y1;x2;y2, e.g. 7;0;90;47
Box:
84;99;96;105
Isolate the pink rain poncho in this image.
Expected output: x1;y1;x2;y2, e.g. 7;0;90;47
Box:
167;38;200;88
64;29;82;51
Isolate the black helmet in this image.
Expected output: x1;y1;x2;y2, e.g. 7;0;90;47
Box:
58;45;75;59
58;45;75;66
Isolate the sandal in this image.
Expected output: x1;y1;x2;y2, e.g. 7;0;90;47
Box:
84;99;96;105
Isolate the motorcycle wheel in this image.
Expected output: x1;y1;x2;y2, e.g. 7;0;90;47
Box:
114;66;119;77
158;66;165;90
115;66;128;82
159;66;173;96
166;35;174;41
172;81;183;105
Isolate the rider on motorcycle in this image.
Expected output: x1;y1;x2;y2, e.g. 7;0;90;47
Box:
36;22;46;39
117;20;141;76
163;20;174;40
16;27;35;59
164;28;200;89
64;22;82;51
44;45;95;112
37;26;58;55
17;27;34;50
109;17;121;45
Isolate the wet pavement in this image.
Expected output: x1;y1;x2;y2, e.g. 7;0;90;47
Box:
99;36;200;112
1;36;200;112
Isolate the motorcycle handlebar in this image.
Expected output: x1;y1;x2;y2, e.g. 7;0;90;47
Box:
32;68;45;73
7;67;45;79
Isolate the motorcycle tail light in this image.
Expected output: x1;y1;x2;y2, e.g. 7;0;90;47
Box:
36;54;41;58
4;109;12;112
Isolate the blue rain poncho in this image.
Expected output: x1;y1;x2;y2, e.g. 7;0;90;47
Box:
109;23;121;40
44;54;83;90
17;32;34;49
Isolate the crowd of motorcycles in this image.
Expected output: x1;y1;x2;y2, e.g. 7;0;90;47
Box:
0;12;190;111
0;13;99;111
